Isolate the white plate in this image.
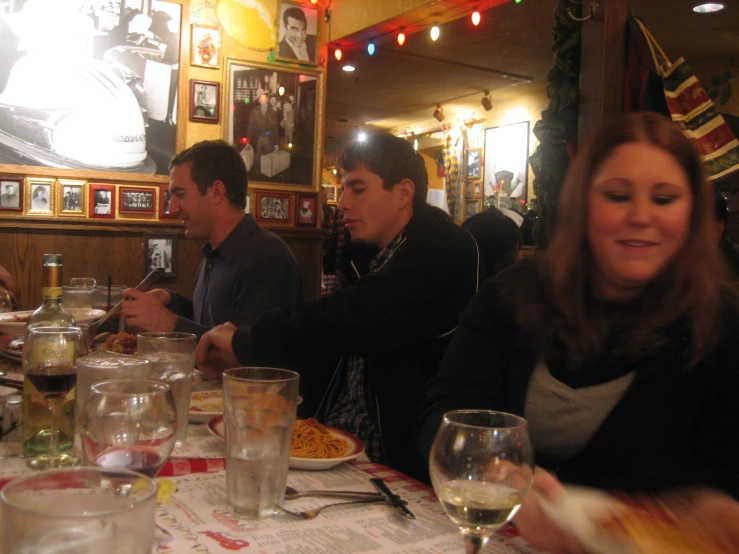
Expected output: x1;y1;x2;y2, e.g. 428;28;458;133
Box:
0;337;23;362
0;309;105;336
207;416;365;470
189;390;223;423
537;486;630;554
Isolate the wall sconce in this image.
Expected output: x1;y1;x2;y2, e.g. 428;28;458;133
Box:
433;104;445;122
481;90;492;111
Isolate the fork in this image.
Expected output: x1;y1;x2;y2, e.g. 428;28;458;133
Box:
279;498;385;519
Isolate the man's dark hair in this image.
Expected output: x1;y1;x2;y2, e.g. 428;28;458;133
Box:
715;188;729;239
169;140;247;209
338;133;428;207
283;6;307;28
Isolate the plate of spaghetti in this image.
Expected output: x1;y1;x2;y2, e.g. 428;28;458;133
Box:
207;416;365;470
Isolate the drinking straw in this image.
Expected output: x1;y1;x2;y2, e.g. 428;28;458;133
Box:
107;276;112;310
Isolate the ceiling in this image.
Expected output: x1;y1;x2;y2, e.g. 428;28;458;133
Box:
324;0;739;154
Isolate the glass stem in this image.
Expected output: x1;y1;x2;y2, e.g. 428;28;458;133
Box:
464;534;488;554
46;396;63;457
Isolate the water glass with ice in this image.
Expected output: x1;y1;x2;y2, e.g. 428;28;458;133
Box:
137;332;196;446
223;367;300;519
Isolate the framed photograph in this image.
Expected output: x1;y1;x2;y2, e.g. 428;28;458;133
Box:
483;121;530;203
255;192;294;225
465;180;482;199
191;24;220;68
159;185;176;219
119;187;156;215
0;177;23;212
225;58;323;190
189;80;220;123
57;179;87;216
295;193;317;226
89;184;116;219
0;1;181;176
323;184;338;204
25;178;55;215
276;2;319;66
465;148;482;181
144;233;177;277
465;198;482;219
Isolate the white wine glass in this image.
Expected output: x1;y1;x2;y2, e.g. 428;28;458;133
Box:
429;410;534;554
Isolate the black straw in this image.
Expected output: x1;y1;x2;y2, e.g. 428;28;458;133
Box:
107;276;112;310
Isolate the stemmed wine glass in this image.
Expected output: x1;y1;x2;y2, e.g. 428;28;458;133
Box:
22;326;87;470
79;379;177;478
429;410;534;554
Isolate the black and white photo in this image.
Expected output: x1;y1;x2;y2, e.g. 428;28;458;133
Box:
255;192;292;224
144;233;176;277
189;79;220;123
120;187;155;214
0;179;22;211
276;2;318;65
465;148;482;180
27;179;55;214
58;180;86;215
89;184;115;218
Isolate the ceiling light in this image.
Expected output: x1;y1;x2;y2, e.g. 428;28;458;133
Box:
433;104;444;122
334;47;342;61
481;90;492;111
342;62;356;72
471;8;481;26
397;28;406;46
693;3;724;12
358;132;367;142
367;42;376;56
430;23;440;41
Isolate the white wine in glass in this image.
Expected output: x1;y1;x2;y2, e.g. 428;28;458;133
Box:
430;410;534;554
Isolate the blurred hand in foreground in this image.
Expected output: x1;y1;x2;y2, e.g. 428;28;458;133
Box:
121;288;177;332
197;322;239;380
0;263;14;293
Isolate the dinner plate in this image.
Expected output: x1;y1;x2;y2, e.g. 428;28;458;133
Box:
0;337;23;362
0;308;106;336
207;416;365;470
189;390;223;423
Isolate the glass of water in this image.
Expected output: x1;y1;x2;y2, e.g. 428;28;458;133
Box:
0;467;157;554
429;410;534;554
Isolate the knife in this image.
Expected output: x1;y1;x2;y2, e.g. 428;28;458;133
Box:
370;478;416;519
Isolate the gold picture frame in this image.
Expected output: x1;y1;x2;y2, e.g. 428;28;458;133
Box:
191;24;220;69
56;179;87;217
25;177;56;216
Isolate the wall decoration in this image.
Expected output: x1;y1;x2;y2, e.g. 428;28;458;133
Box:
323;184;338;204
225;58;323;191
191;24;220;69
57;179;87;217
465;148;482;181
189;80;220;123
25;178;55;216
89;184;116;219
255;192;294;225
0;177;23;212
465;180;482;199
465;198;482;219
483;121;530;204
276;2;318;66
159;184;176;219
0;1;182;176
144;233;176;277
295;193;317;226
119;186;156;215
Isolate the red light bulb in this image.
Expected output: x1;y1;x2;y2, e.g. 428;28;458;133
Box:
334;48;342;61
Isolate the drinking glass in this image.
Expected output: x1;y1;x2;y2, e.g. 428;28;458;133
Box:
429;410;534;554
70;277;97;287
79;379;177;478
22;326;87;470
0;289;12;313
0;467;157;554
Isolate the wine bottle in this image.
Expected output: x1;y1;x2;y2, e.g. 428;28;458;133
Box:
27;254;75;328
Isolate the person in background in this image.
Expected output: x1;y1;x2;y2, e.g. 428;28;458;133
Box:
418;112;739;551
197;133;481;481
246;91;280;174
461;207;521;278
714;189;739;277
121;140;301;337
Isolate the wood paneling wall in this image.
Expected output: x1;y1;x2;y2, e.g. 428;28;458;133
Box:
0;220;325;312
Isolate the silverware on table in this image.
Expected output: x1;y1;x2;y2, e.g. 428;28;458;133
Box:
284;485;385;501
279;498;386;519
370;478;416;519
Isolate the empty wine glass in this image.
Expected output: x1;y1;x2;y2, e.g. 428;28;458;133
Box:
79;379;177;478
429;410;534;554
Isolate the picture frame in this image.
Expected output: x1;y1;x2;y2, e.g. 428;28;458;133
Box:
119;186;156;215
57;179;87;217
189;80;220;123
255;192;294;225
465;180;482;199
191;24;220;69
465;148;482;181
25;177;56;216
276;2;319;66
89;184;116;219
323;184;338;204
295;193;317;226
483;121;530;203
225;58;323;191
159;184;176;219
0;177;23;212
144;233;177;277
465;198;482;219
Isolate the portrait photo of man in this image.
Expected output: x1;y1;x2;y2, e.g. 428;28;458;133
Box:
94;189;112;214
0;180;21;210
277;3;317;64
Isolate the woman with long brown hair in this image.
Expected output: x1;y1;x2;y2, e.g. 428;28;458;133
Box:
418;112;739;551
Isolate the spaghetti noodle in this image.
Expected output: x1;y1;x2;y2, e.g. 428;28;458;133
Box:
291;418;349;458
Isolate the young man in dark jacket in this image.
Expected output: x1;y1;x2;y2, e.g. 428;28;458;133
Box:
197;133;480;481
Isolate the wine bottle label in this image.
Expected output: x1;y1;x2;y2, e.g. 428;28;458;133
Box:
31;340;74;367
42;286;63;299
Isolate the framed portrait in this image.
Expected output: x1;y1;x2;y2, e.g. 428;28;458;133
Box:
323;184;338;204
189;80;220;123
57;179;87;217
0;1;182;177
0;177;23;212
159;184;176;219
295;193;317;226
225;58;323;191
483;121;530;203
465;148;482;181
89;184;116;219
255;192;294;225
465;180;482;199
25;178;55;216
144;233;177;277
119;187;156;215
191;24;220;69
465;198;482;219
276;2;319;66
